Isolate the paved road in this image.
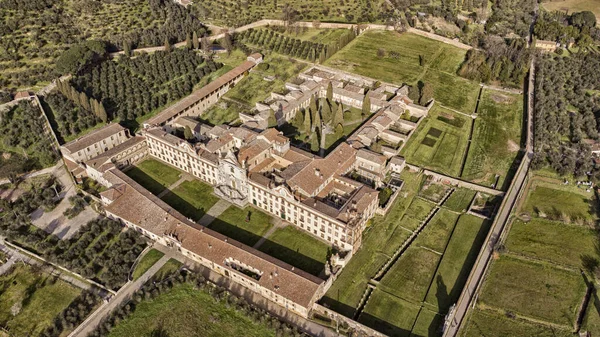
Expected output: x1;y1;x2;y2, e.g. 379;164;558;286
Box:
68;251;173;337
443;60;536;337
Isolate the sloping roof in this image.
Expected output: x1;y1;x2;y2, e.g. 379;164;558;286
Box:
85;137;145;171
62;123;126;154
357;148;387;166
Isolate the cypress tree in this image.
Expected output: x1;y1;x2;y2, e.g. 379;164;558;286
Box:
184;125;194;140
312;106;321;131
303;108;311;133
362;94;371;117
186;33;192;50
97;101;108;123
193;31;199;50
164;37;171;53
326;81;333;102
333;102;344;126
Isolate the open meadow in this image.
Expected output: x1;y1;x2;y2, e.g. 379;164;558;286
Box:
541;0;600;19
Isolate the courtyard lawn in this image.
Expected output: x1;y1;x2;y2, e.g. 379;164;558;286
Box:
443;187;476;212
401;105;472;177
132;249;165;280
461;89;523;189
208;206;274;247
413;208;460;253
153;259;183;281
125;159;181;195
478;256;587;327
400;197;437;231
0;263;81;336
410;308;444;337
324;30;480;112
107;283;277;337
257;226;330;276
378;246;441;303
505;218;599;269
359;289;421;337
521;179;597;225
321;171;425;316
424;215;491;313
160;180;220;221
462;309;574;337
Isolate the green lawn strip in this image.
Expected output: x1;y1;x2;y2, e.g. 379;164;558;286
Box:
461;89;523;188
401;105;471;177
418;181;450;204
462;309;574;337
505;218;599;269
443;187;476;212
321;171;424;314
413;209;460;253
125;159;181;195
275;28;350;44
132;249;165;281
479;255;587;327
424;214;491;313
429;44;468;73
107;283;276;337
0;263;81;336
360;289;421;337
257;226;330;276
379;246;442;303
420;69;480;112
522;182;597;225
400;198;437;232
582;292;600;336
153;259;183;281
208;206;274;247
160;180;220;221
410;308;444;337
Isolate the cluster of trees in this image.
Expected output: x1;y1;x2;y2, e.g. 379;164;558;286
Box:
0;101;58;170
0;176;61;217
70;49;221;121
62;194;87;219
89;269;310;337
407;81;434;105
458;37;532;87
112;0;207;50
237;27;356;63
44;91;103;140
532;53;600;178
485;0;536;38
40;290;100;337
534;10;599;48
55;40;108;75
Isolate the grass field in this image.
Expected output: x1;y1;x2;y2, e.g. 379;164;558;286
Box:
401;198;437;231
378;246;441;303
359;289;421;337
411;308;444;337
0;263;81;336
506;218;599;269
521;179;596;224
541;0;600;19
478;256;586;327
462;89;523;189
582;293;600;336
208;206;274;247
257;226;330;276
413;209;460;253
273;28;351;44
424;215;491;313
401;105;472;177
443;188;476;212
160;180;220;221
321;171;425;316
462;309;574;337
325;31;480;112
153;259;183;281
125;159;181;195
132;249;165;281
107;283;277;337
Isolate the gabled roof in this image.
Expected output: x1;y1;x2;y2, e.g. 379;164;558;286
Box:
62;123;126;154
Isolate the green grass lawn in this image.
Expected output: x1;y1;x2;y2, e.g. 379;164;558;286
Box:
379;246;441;303
410;308;444;337
359;289;421;337
160;180;220;221
107;283;277;337
401;105;472;177
208;206;274;247
413;208;460;253
132;249;165;280
461;89;523;189
506;218;599;269
424;215;491;314
0;263;81;336
257;226;330;276
325;31;479;112
462;309;574;337
321;171;424;316
521;180;597;225
125;159;181;195
401;198;437;231
478;255;586;327
582;293;600;336
418;180;451;204
274;28;350;44
443;188;476;212
153;259;183;281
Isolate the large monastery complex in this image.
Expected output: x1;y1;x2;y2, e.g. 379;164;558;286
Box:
60;53;432;318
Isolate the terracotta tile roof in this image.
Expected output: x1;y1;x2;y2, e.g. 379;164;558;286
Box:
62;123;126;154
146;59;260;126
85;137;146;171
238;140;270;165
357;148;387;166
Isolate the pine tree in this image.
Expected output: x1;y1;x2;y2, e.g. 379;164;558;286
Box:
362;94;371;117
293;110;304;128
79;91;91;111
193;31;200;50
310;95;318;114
321;100;332;123
303;108;311;133
97;101;108;123
184;125;194;140
335;123;344;139
333;102;344;126
326;81;333;102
